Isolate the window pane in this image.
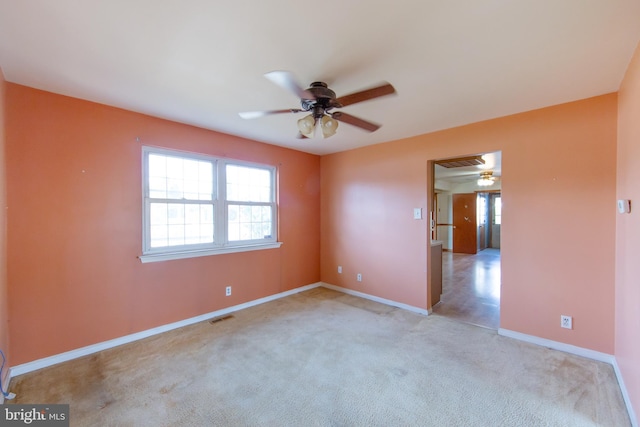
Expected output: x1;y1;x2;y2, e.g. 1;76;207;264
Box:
494;197;502;225
167;204;185;224
261;206;271;223
228;204;273;242
199;165;213;200
149;176;167;198
150;225;168;248
185;204;200;225
239;205;251;222
240;223;251;240
168;224;185;246
150;203;168;226
226;164;272;202
251;205;262;222
201;223;214;242
166;157;183;181
251;223;263;239
477;195;486;224
149;202;213;248
183;159;200;181
262;223;272;239
148;154;167;177
147;153;213;201
185;224;201;245
183;180;200;200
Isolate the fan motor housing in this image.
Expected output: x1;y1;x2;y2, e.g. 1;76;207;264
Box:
301;82;337;112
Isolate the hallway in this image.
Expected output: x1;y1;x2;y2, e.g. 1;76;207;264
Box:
432;248;501;329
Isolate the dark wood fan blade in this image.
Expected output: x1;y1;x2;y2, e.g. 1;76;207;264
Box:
335;82;396;107
264;71;315;100
331;111;381;132
239;108;303;119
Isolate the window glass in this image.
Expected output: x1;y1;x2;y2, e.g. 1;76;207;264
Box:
226;164;272;203
228;204;273;241
148;154;213;200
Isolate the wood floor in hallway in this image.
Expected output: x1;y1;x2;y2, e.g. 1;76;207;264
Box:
432;248;501;329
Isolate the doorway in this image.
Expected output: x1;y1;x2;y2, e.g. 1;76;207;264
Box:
431;152;502;329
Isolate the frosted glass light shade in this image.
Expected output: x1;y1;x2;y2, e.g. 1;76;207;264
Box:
321;115;338;138
297;114;315;138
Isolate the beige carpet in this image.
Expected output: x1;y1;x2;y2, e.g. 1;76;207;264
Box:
8;288;630;426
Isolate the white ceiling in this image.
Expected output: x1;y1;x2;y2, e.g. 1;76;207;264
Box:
1;1;639;155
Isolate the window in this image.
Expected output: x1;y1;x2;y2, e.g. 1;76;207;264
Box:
494;196;502;225
477;194;487;226
226;164;275;241
140;147;279;263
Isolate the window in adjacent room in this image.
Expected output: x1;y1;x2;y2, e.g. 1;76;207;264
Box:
493;196;502;225
140;146;279;263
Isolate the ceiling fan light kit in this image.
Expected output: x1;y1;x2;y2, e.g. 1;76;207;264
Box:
477;171;496;186
240;71;395;139
296;104;339;139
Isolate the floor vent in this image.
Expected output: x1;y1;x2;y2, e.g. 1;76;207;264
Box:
209;315;234;324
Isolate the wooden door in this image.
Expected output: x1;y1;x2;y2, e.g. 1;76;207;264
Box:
453;193;477;254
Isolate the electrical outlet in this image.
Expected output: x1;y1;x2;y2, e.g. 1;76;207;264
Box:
226;286;232;296
561;315;572;329
338;266;342;274
357;273;362;282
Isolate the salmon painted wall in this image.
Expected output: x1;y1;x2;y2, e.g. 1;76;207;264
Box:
321;142;430;308
0;70;10;380
5;84;320;365
321;94;617;353
616;41;640;420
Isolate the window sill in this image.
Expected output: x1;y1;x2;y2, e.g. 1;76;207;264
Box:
138;242;283;263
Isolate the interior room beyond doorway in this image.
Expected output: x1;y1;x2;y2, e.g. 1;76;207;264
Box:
432;151;502;329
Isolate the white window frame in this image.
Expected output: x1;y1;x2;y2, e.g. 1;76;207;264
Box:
139;146;281;263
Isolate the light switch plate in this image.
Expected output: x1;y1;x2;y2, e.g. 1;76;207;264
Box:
617;199;631;214
413;208;422;220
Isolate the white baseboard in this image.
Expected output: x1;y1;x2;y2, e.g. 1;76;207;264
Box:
499;328;638;426
320;282;430;316
10;282;323;378
498;328;614;363
612;358;638;427
0;368;11;404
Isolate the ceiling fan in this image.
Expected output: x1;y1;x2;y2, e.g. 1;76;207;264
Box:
478;171;497;186
239;71;396;139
